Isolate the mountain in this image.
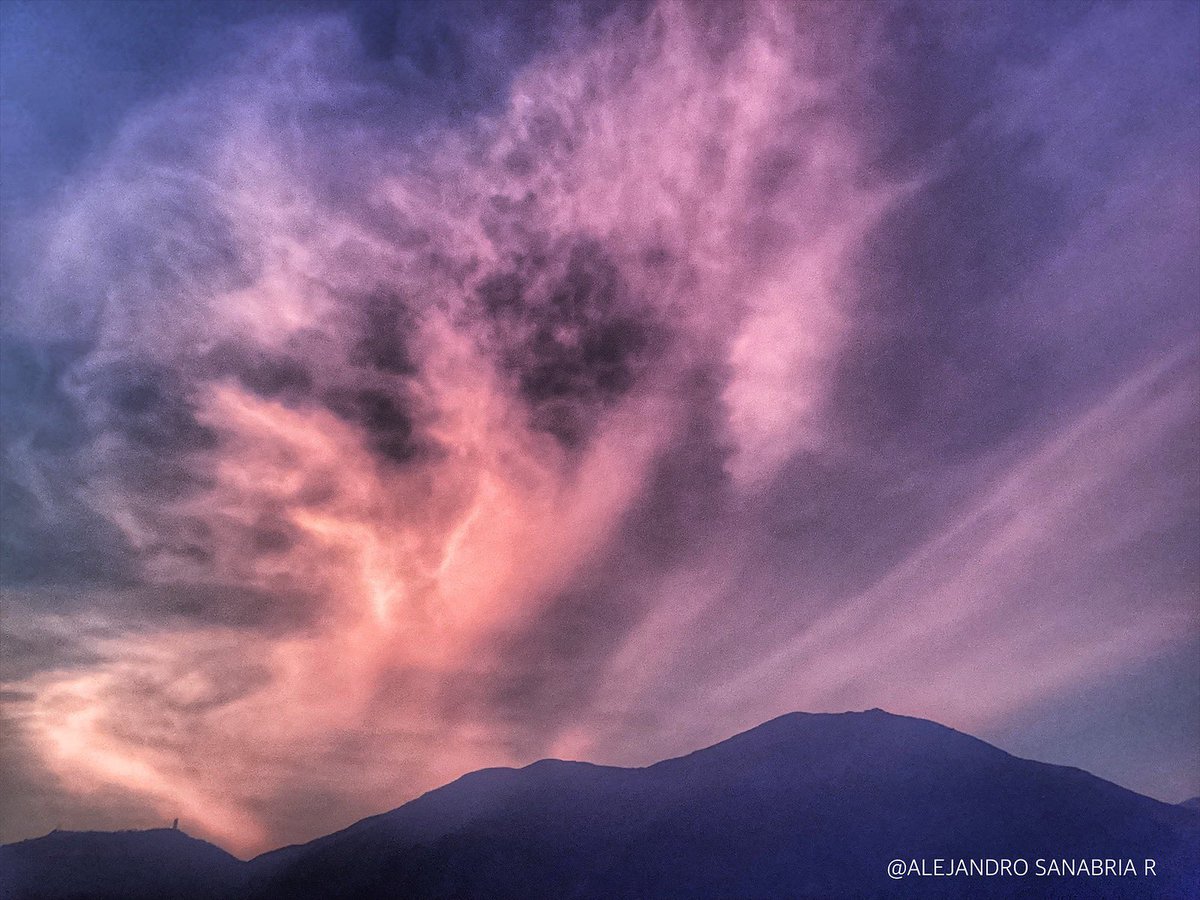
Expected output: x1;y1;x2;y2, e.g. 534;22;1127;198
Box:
3;710;1198;899
0;828;244;900
1180;797;1200;811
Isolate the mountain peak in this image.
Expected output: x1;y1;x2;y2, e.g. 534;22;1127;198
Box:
5;711;1199;899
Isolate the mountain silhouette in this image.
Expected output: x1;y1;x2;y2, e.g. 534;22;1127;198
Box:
0;827;243;899
3;710;1198;899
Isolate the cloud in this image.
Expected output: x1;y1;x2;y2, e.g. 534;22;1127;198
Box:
1;0;1197;854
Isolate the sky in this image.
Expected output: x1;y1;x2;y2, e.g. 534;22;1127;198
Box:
0;0;1197;858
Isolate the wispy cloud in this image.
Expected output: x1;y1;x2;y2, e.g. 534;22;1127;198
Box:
1;0;1196;854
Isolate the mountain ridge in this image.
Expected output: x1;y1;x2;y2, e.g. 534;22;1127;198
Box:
3;709;1198;899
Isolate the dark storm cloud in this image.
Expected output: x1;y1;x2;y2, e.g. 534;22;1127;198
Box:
324;386;421;464
97;363;219;458
203;326;433;469
477;239;662;448
350;292;418;376
204;342;316;401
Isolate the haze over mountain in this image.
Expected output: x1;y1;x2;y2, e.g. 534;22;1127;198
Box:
3;710;1197;899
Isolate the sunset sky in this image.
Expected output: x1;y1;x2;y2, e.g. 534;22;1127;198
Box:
1;0;1197;858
